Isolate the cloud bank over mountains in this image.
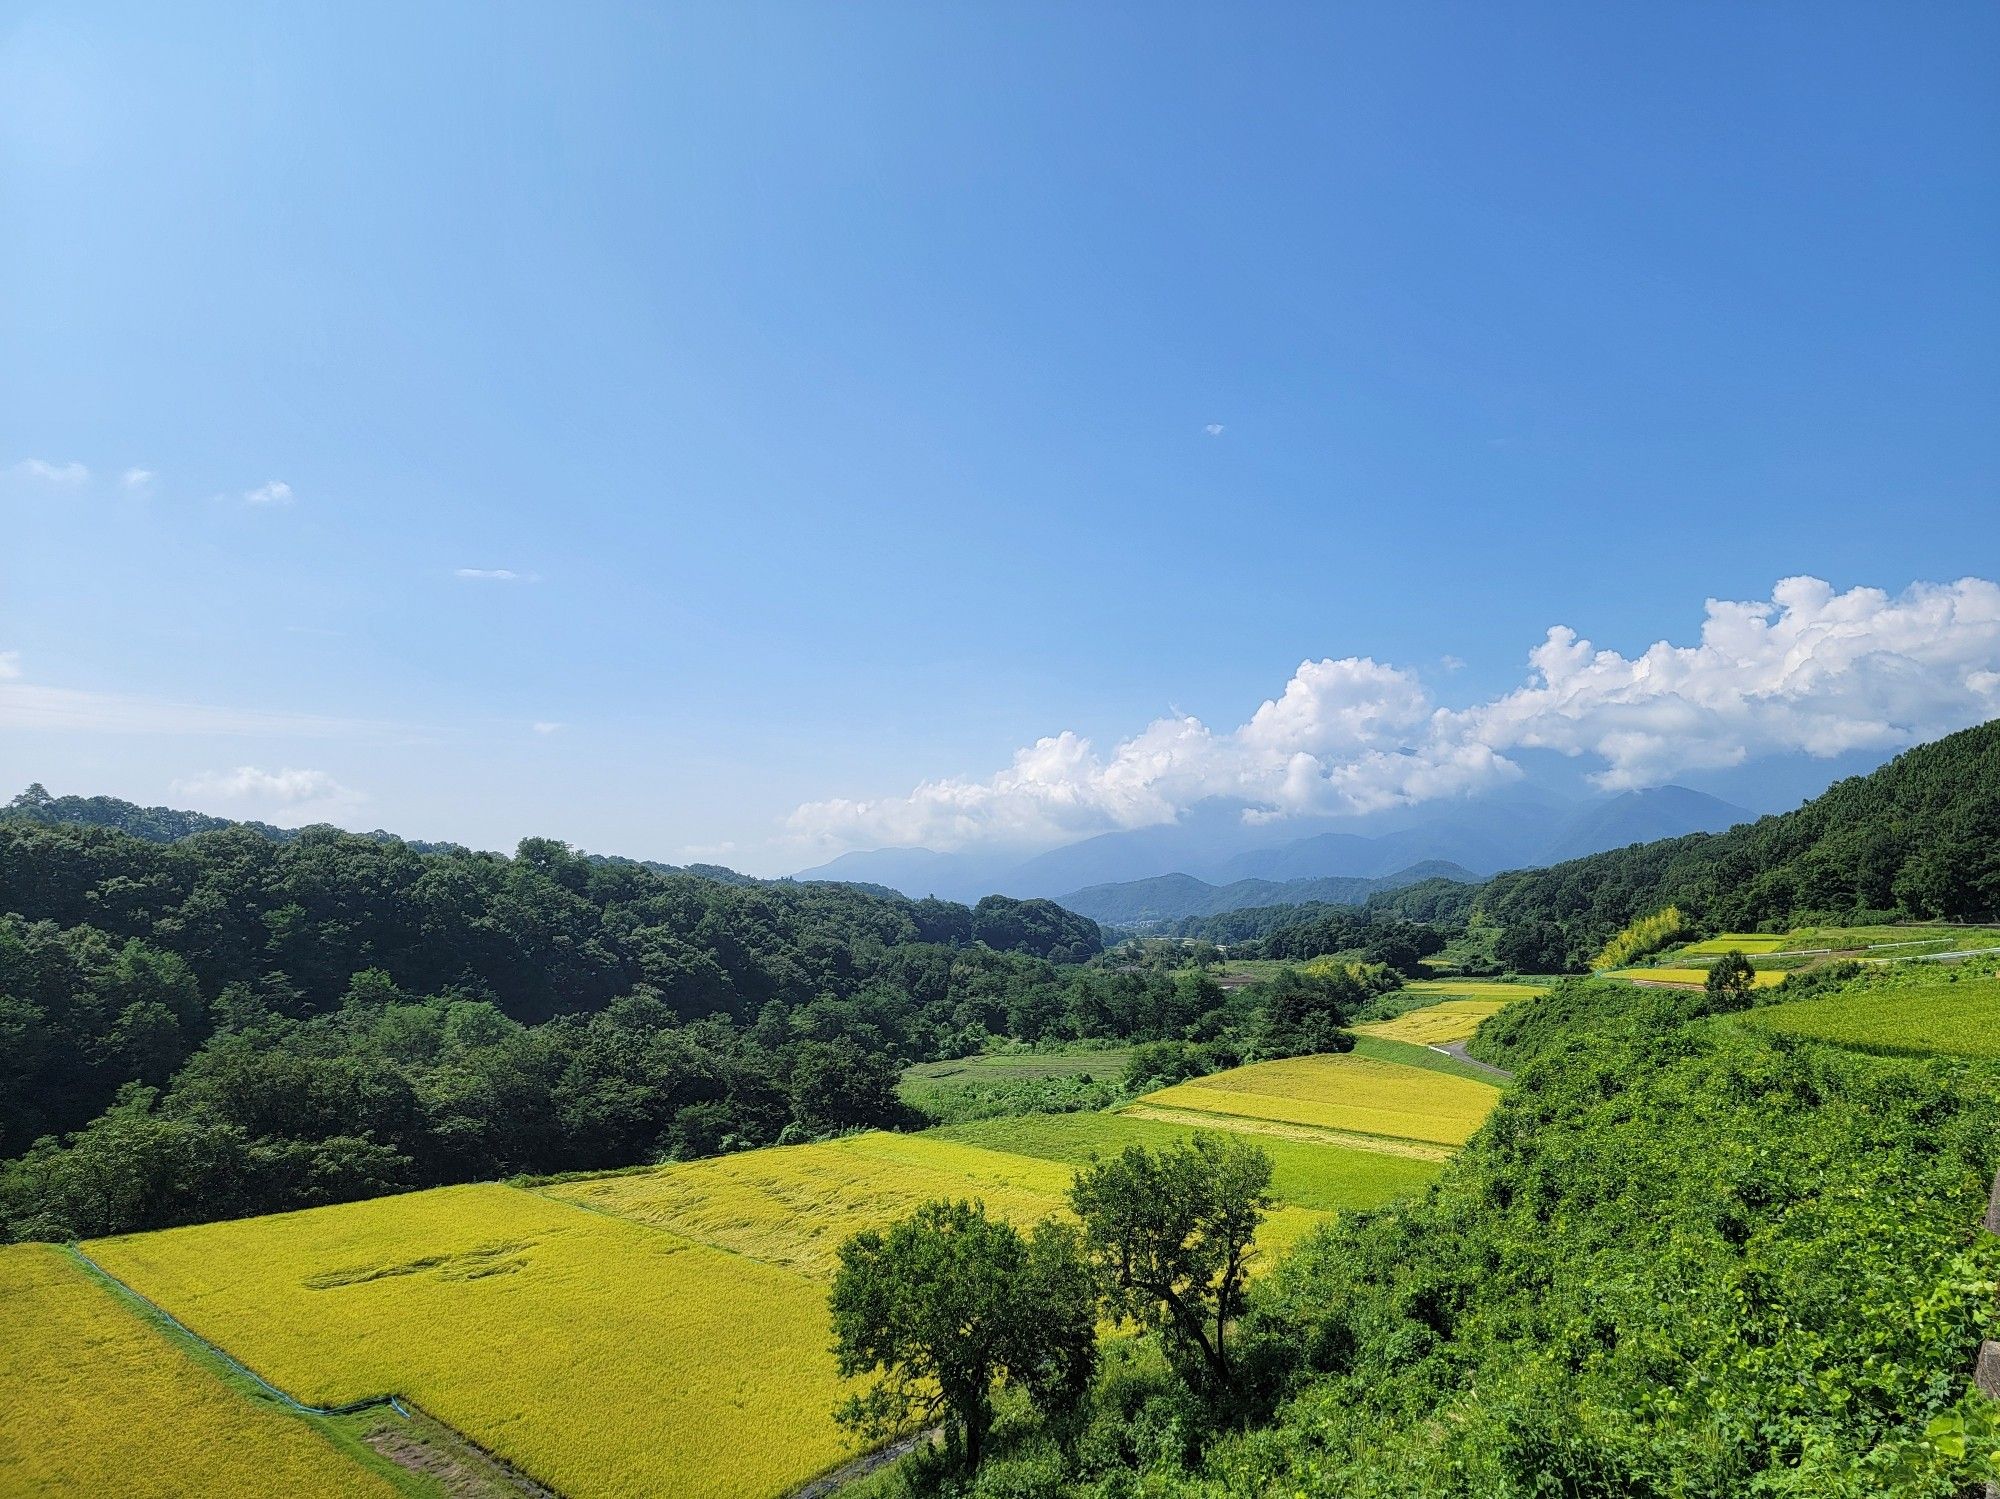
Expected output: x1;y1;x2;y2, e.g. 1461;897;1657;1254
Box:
789;576;2000;853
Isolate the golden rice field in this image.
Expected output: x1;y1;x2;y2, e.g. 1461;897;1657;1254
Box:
1140;1054;1499;1147
1354;997;1513;1045
1400;979;1551;998
76;1128;1344;1499
0;1244;400;1499
1625;967;1789;989
1679;933;1789;955
50;1039;1492;1499
549;1129;1325;1277
547;1131;1072;1277
87;1183;849;1499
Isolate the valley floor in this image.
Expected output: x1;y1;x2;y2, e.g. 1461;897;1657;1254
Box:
0;995;1507;1499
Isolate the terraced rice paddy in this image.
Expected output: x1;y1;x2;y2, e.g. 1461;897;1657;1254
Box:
1624;967;1789;989
1138;1054;1499;1148
551;1128;1327;1272
935;1111;1444;1210
0;1244;400;1499
544;1131;1074;1277
40;995;1514;1499
1354;997;1513;1045
1399;979;1551;998
1746;970;2000;1060
72;1112;1421;1499
1679;933;1789;955
87;1183;849;1499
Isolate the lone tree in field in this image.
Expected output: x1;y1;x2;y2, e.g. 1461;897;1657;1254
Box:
1069;1132;1272;1398
1706;949;1758;1008
827;1199;1096;1470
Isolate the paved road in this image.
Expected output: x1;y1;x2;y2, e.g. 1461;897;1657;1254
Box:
1430;1041;1514;1081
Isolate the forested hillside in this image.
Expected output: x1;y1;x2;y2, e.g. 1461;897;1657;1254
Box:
1474;720;2000;969
0;815;1135;1239
1188;723;2000;974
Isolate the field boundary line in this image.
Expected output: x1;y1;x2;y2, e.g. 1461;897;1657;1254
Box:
64;1244;563;1498
1115;1104;1455;1161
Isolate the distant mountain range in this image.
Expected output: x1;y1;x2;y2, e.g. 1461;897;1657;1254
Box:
1054;859;1478;929
795;784;1752;904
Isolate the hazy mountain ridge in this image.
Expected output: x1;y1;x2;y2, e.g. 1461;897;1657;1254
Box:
797;785;1751;902
1054;860;1478;927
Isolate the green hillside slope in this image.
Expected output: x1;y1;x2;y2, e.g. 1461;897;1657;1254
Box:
1478;720;2000;969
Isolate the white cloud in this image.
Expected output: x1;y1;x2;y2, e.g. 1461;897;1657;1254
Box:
532;721;563;734
171;765;364;809
789;575;2000;852
455;568;537;582
1440;654;1466;673
14;458;89;484
243;480;293;506
0;651;20;681
121;467;155;490
1204;423;1225;437
1457;575;2000;789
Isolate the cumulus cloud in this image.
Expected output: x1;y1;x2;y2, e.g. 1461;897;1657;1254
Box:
121;467;155;490
455;568;537;582
171;765;364;808
243;480;293;506
789;576;2000;852
14;458;89;484
0;651;20;681
1204;423;1225;437
1458;575;2000;789
532;721;563;734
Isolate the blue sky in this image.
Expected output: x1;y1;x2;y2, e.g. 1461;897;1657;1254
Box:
3;2;1996;872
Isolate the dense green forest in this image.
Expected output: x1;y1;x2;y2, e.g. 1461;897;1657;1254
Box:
0;807;1166;1240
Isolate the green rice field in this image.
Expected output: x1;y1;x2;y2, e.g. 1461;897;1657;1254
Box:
934;1111;1443;1212
1746;964;2000;1060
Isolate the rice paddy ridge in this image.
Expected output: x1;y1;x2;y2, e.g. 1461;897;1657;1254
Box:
61;1243;559;1498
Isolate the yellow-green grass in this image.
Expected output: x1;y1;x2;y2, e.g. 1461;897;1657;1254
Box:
1680;934;1789;956
932;1111;1443;1212
1671;925;2000;957
1400;978;1552;998
898;1048;1134;1112
549;1129;1321;1273
87;1183;851;1499
1118;1104;1454;1162
1348;1034;1509;1086
1746;971;2000;1060
1353;998;1513;1045
1139;1054;1498;1147
1788;925;2000;951
546;1131;1074;1278
901;1049;1135;1087
1622;967;1789;989
0;1243;403;1499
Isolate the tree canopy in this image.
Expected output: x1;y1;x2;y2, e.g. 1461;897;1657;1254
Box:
1069;1132;1273;1397
828;1199;1096;1468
